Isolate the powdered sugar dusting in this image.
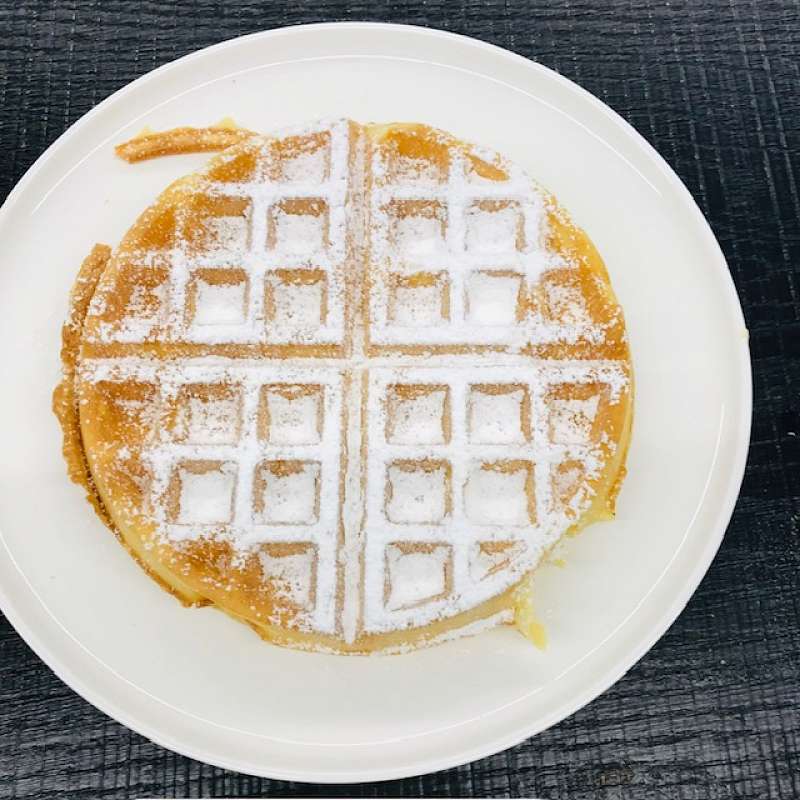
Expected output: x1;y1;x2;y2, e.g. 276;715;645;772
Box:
176;464;236;525
77;120;630;649
360;360;625;634
367;138;590;349
88;119;350;348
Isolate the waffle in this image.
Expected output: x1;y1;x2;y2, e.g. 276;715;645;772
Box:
54;119;632;653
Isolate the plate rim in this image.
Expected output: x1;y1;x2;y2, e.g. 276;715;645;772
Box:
0;21;752;783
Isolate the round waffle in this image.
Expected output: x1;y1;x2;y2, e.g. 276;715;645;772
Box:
54;120;632;653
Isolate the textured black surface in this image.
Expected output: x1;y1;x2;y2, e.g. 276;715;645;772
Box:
1;1;799;798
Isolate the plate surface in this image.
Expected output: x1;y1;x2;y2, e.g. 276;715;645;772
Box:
0;23;750;782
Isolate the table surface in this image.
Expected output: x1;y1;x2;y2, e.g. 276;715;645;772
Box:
0;2;798;798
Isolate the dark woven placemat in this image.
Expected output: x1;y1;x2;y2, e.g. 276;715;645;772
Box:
1;2;798;798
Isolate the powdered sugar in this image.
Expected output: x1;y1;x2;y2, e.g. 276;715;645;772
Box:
360;360;625;633
175;463;236;525
192;279;247;326
465;272;522;326
179;393;240;444
469;386;527;444
255;462;320;525
385;544;451;611
78;119;630;647
368;142;587;349
88;119;350;348
259;546;317;610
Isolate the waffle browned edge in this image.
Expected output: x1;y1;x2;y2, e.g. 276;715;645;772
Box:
52;243;206;606
115;125;256;163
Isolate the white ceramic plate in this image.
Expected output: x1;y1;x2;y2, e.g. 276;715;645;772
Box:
0;23;751;782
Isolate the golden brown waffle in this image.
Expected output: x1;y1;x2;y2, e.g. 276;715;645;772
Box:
54;120;632;653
